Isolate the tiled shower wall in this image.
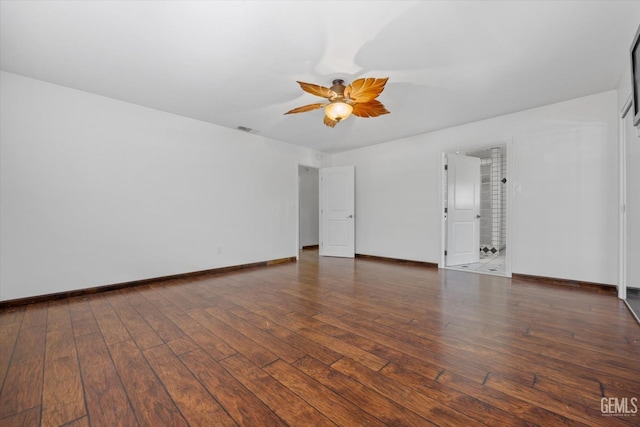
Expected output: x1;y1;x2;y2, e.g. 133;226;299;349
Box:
478;146;507;255
480;164;492;249
500;148;507;250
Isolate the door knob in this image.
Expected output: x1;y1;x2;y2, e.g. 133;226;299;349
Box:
347;214;353;219
476;215;481;219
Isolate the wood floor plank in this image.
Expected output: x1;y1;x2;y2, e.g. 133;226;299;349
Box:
415;311;640;363
396;314;638;418
251;287;345;318
312;311;454;367
188;308;278;367
150;279;213;311
0;305;47;418
211;287;292;316
339;310;614;403
108;292;163;351
0;406;41;426
123;291;199;356
0;321;21;391
330;356;503;426
437;319;637;400
439;314;639;377
280;286;401;323
206;305;306;364
41;328;85;427
0;306;25;326
485;372;629;426
143;344;236;426
254;308;388;371
180;349;287;426
108;339;187;427
434;367;581;426
264;358;388;426
0;306;25;392
46;299;72;332
74;332;138;427
219;353;336;427
68;297;100;338
88;296;132;346
20;304;48;329
293;356;435;426
526;322;639;357
141;289;236;361
0;357;43;419
62;416;90;427
227;303;343;365
379;361;534;426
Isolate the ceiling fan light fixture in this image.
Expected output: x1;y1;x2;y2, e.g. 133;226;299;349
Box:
285;77;389;127
325;101;353;121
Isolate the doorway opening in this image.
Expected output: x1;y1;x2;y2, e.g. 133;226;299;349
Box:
441;144;511;277
297;165;356;259
298;165;319;251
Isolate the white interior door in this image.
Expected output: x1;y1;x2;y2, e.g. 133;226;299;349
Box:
319;166;355;258
446;153;481;266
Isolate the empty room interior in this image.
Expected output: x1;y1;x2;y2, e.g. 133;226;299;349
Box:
1;1;640;426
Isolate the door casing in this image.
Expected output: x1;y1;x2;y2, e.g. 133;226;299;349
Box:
439;143;513;277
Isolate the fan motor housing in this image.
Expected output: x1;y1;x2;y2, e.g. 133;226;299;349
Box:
330;79;347;97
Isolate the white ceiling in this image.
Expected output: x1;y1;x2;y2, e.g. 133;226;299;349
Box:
2;1;639;153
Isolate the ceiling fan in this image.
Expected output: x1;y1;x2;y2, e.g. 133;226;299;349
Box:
284;78;390;127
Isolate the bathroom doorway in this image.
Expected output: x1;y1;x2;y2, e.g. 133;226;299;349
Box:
442;144;511;277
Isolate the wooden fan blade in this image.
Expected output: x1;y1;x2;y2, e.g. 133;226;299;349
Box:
297;81;337;99
351;100;390;118
324;115;339;128
344;77;389;103
284;103;327;115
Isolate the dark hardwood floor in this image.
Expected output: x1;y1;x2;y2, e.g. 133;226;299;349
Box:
1;249;639;426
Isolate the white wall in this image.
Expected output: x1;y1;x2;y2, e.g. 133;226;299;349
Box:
0;69;623;300
332;91;619;285
0;71;324;301
298;166;319;248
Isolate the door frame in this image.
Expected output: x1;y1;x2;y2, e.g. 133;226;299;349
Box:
319;165;355;258
296;163;320;260
439;141;513;277
619;94;632;300
297;164;320;257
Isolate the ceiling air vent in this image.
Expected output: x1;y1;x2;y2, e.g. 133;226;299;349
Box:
237;126;256;133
